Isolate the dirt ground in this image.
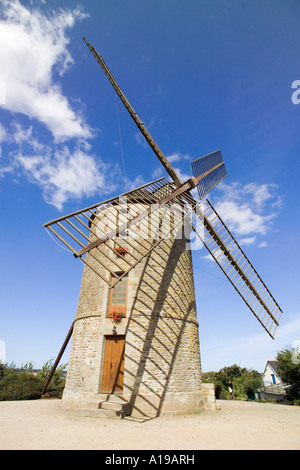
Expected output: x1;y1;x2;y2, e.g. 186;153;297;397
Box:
0;398;299;450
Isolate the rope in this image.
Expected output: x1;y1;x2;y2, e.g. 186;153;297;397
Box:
45;227;72;253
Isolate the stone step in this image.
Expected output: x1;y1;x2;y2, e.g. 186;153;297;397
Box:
85;394;127;408
78;408;123;419
80;394;131;418
92;393;128;403
99;400;124;411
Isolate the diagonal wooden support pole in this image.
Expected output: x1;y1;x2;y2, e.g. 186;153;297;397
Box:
42;323;74;396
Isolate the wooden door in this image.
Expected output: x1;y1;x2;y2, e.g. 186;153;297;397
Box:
101;335;125;394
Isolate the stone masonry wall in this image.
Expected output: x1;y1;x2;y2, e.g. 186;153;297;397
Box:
63;204;213;417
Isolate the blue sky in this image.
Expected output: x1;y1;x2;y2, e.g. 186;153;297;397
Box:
0;0;299;373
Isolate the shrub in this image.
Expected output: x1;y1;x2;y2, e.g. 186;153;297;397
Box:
44;376;66;398
0;359;67;401
202;365;262;400
36;358;67;386
218;389;228;400
0;372;44;401
257;398;279;404
276;346;300;401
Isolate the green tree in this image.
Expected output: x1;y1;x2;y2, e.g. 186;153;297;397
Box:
202;364;262;400
217;364;246;390
276;346;300;400
233;369;262;400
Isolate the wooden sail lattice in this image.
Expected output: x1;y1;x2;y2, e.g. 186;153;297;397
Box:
41;38;284;394
189;199;283;338
44;38;283;340
44;177;196;288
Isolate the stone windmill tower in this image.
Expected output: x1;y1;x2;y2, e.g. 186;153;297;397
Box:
42;39;283;418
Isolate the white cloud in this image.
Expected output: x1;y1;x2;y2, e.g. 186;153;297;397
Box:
149;152;193;184
201;253;214;262
214;199;273;236
0;0;91;141
211;181;282;244
173;166;191;183
244;182;275;211
124;174;147;192
0;79;5;104
0;122;7;142
12;121;44;152
166;152;191;164
0;2;118;209
135;132;148;148
15;143;115;210
151;166;164;179
239;236;257;246
166;153;192;182
0;162;14;177
135;116;157;148
0;122;8;157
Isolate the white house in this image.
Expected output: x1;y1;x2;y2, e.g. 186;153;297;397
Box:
263;360;282;386
258;360;287;400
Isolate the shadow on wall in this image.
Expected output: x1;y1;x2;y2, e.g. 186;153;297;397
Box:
109;235;201;420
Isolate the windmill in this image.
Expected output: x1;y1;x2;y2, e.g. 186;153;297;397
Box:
42;38;282;417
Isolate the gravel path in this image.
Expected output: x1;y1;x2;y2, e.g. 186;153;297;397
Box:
0;399;299;450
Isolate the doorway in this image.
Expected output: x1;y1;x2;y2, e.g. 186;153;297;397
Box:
101;335;125;394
